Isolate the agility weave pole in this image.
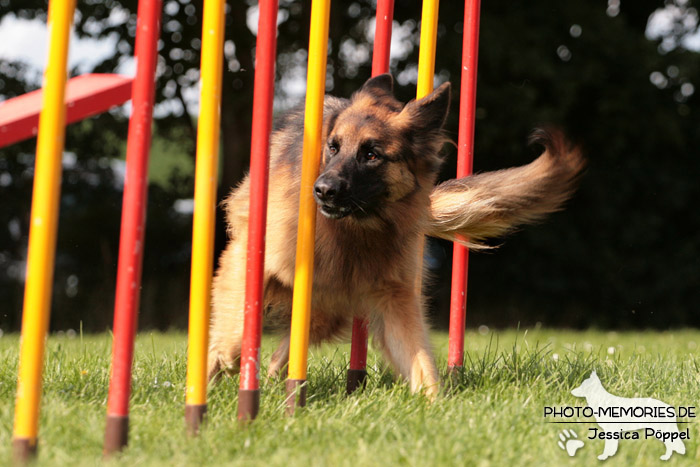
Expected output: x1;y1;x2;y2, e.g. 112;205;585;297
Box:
285;0;332;414
417;0;439;100
103;0;162;454
411;0;439;332
447;0;480;374
185;0;226;434
347;0;395;395
237;0;280;421
11;0;76;460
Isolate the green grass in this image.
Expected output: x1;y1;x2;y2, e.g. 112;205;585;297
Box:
1;329;699;466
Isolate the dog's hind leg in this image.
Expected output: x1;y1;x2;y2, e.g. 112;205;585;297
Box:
267;334;290;378
369;286;439;399
208;234;248;381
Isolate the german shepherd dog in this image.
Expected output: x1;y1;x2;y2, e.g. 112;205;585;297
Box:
208;74;584;397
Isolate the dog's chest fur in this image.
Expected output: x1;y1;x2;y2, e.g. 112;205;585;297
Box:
263;185;424;296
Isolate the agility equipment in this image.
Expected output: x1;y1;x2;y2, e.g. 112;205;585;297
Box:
0;73;132;148
448;0;481;373
103;0;162;454
11;0;77;459
238;0;280;421
8;1;483;451
412;0;439;344
184;0;226;434
7;0;157;456
285;0;332;414
290;0;482;404
417;0;439;99
347;0;396;396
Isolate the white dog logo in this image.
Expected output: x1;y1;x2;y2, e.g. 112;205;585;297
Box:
571;371;686;461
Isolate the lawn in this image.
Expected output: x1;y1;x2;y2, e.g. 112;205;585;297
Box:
1;329;698;466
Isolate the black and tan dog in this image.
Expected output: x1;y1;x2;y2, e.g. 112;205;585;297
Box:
208;74;584;396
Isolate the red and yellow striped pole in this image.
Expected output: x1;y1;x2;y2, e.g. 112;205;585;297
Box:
286;0;332;414
448;0;481;373
12;0;76;460
347;0;395;395
185;0;226;435
238;0;279;421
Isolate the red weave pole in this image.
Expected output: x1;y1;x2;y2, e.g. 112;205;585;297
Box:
371;0;394;75
238;0;279;421
447;0;480;371
104;0;161;454
348;318;368;368
347;0;394;394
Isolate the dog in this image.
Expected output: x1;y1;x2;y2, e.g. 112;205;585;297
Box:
572;371;686;460
207;74;585;397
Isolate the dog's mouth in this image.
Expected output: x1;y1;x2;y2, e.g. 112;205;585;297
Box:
318;204;352;219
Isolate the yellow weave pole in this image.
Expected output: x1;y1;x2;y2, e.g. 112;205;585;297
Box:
12;0;76;461
417;0;439;99
184;0;225;435
415;0;439;292
286;0;332;414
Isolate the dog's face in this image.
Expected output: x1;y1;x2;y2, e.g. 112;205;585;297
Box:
571;370;601;398
313;75;450;220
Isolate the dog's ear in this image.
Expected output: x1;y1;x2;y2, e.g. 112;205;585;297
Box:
591;370;598;379
401;82;451;132
360;73;394;97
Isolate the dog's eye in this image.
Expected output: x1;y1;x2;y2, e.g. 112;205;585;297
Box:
361;149;381;162
328;143;339;156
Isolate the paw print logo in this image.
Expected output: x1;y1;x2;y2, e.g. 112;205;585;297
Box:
557;429;584;457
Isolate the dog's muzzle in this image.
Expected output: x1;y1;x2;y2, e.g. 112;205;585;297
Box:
313;176;352;219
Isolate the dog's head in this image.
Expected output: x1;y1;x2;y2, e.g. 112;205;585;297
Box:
571;370;601;398
313;74;450;220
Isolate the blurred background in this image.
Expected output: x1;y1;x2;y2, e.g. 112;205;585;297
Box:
0;0;698;332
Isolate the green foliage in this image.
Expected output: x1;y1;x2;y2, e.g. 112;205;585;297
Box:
0;1;698;330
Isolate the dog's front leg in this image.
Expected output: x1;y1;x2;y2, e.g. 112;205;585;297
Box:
370;286;439;398
208;233;248;381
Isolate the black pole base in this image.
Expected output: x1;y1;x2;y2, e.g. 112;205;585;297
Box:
185;403;207;436
237;389;260;422
103;414;128;456
285;379;307;415
346;368;368;395
13;438;38;463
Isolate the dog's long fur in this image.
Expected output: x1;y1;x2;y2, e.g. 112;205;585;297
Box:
428;129;584;248
208;74;585;396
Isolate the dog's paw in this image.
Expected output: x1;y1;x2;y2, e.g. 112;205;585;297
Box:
422;381;440;402
557;429;584;457
207;351;240;382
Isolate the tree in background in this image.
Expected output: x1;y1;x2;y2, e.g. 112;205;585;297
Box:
0;0;698;331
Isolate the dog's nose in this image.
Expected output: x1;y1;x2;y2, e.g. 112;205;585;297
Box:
314;178;339;202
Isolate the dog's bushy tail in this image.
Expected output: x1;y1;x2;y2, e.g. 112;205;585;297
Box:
426;128;585;248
